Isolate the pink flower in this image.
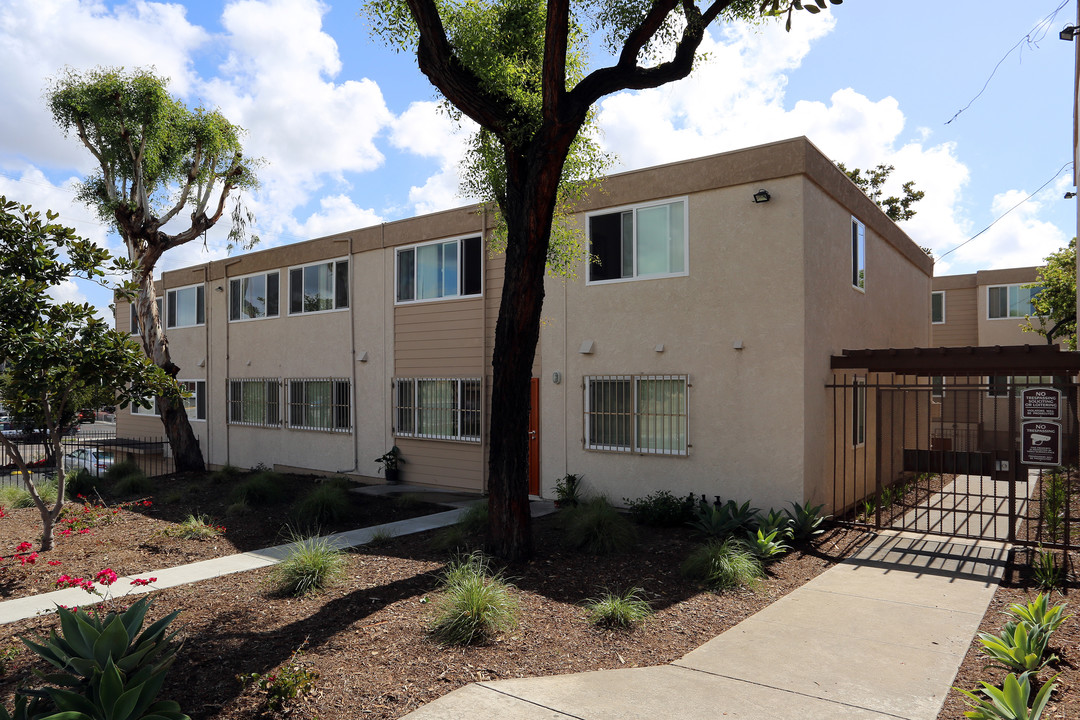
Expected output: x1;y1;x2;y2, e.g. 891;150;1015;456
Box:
60;529;71;536
95;568;118;586
47;560;62;566
77;529;91;535
15;542;32;552
129;577;157;587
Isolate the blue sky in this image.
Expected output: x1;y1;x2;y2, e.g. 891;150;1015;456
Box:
0;0;1076;314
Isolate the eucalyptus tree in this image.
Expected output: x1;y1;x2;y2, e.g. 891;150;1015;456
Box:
365;0;840;559
47;67;259;471
1024;238;1077;349
0;196;173;550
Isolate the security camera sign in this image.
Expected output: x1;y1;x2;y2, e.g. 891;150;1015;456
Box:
1022;387;1061;420
1022;421;1061;466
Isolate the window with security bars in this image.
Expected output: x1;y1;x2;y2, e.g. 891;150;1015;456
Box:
228;379;281;427
286;378;351;432
584;375;689;455
393;378;482;442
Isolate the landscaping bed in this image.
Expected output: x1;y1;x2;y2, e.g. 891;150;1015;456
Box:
0;481;867;720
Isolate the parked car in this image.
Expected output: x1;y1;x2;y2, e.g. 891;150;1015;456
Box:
64;448;116;477
77;409;96;424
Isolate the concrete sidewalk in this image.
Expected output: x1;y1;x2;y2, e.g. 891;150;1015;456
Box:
402;531;1008;720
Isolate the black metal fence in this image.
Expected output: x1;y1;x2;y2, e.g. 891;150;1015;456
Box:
1;430;178;489
828;373;1080;551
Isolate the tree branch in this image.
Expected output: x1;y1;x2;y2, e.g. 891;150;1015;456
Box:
541;0;571;125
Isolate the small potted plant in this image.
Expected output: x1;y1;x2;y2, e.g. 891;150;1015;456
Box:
375;446;405;484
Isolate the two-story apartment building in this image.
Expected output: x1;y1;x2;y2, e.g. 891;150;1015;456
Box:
116;136;933;513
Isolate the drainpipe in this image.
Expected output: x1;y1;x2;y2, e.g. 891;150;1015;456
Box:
481;207;489;493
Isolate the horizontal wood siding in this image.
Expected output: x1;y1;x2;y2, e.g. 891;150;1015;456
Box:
932;286;978;347
394;438;483;491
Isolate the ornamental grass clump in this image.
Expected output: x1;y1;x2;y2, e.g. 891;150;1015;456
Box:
584;587;652;628
561;496;637;554
164;513;225;540
271;536;347;597
681;537;764;591
231;470;287;506
292;484;352;529
430;553;517;646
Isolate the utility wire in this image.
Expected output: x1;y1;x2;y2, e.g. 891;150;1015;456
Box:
938;161;1073;260
945;0;1069;125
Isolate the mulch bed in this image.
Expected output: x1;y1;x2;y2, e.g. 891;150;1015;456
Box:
0;476;871;719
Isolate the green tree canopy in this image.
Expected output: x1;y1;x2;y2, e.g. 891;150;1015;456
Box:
364;0;840;559
836;162;925;223
0;196;173;551
1024;238;1076;350
47;66;260;471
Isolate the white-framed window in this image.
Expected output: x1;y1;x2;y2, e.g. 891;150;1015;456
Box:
931;376;945;399
230;271;279;321
166;284;205;328
131;396;160;417
393;377;482;442
583;375;689;455
286;378;351;432
129;298;163;336
931;291;945;324
587;198;688;284
288;259;349;314
228;378;281;427
178;380;206;421
395;236;483;303
851;217;866;291
988;284;1041;319
852;376;866;447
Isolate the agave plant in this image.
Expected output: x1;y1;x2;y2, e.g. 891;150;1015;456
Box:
17;596;188;720
1004;593;1070;638
977;622;1055;674
955;671;1059;720
689;500;758;539
745;528;790;561
753;509;793;540
785;500;829;542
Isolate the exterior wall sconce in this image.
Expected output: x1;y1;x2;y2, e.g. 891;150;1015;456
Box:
1060;25;1079;41
579;340;595;354
214;285;224;293
753;189;771;204
357;351;368;363
552;371;562;384
654;344;665;353
733;340;745;350
1065;192;1077;199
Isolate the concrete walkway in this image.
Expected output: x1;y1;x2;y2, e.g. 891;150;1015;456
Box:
402;531;1008;720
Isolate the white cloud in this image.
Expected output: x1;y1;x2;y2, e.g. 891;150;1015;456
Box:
389;101;478;216
942;189;1068;273
0;0;207;172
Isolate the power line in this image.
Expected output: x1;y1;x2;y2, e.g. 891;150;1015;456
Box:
938;161;1073;260
945;0;1069;125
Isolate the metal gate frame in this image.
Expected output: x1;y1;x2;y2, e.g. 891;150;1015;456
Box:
829;345;1080;551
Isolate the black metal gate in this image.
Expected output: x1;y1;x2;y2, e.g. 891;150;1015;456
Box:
829;366;1080;551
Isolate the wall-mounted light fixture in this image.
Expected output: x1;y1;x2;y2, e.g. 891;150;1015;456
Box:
357;351;368;363
552;371;562;385
1061;25;1079;41
753;189;771;204
196;359;205;367
1066;191;1077;199
654;344;665;353
579;340;595;354
733;340;745;350
214;285;224;293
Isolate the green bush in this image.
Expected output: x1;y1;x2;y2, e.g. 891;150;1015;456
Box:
0;484;33;509
430;553;517;645
162;514;224;540
457;502;488;535
271;536;348;596
561;496;637;554
210;463;243;484
112;469;154;496
292;484;352;528
64;468;98;499
681;538;764;590
624;490;697;527
429;525;473;554
103;459;143;483
584;587;652;628
554;473;583;507
230;470;287;506
18;596;187;720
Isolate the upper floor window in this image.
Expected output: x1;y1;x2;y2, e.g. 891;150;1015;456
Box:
587;198;687;284
988;284;1040;319
230;271;279;321
931;291;945;324
289;259;349;314
851;217;866;291
166;285;205;328
129;298;163;336
396;236;483;303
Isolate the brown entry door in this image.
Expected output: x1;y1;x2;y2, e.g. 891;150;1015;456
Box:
528;377;540;495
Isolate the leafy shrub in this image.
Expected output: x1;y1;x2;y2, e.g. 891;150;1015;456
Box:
271;536;347;596
1041;471;1068;543
239;647;319;713
681;538;764;590
1004;593;1071;639
584;587;652;628
785;500;829;542
18;596;186;720
561;496;637;554
1032;547;1064;590
429;525;475;554
226;501;252;517
103;459;143;484
956;671;1059;720
554;473;583;507
64;468;98;499
292;484;352;528
230;470;287;506
745;528;790;561
0;484;33;509
457;501;488;535
430;553;517;645
210;463;243;484
754;509;793;539
624;490;697;527
162;514;225;540
977;622;1055;674
110;466;153;496
689;500;758;539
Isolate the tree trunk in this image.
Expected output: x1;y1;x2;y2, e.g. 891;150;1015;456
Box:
486;137;572;561
159;393;205;472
